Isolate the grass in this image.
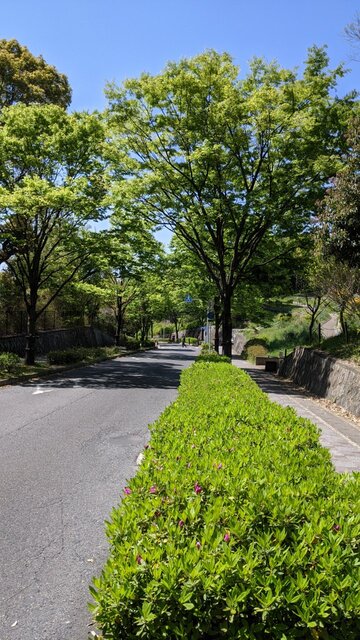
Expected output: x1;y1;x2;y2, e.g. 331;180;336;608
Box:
242;296;360;367
319;334;360;366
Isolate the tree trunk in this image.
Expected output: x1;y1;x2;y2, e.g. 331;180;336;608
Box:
221;290;232;358
115;295;123;346
174;318;179;342
214;296;221;353
25;305;37;365
309;314;316;342
339;304;346;336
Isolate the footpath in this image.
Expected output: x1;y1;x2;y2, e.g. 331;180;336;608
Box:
232;357;360;473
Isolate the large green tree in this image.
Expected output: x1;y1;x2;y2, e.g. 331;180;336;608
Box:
106;47;354;356
0;38;71;109
319;116;360;268
0;103;106;363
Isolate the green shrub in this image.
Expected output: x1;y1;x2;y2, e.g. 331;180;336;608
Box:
47;346;118;365
47;347;87;364
241;337;269;361
123;336;141;350
91;363;360;639
200;342;213;353
196;352;231;364
0;352;22;375
142;339;156;348
186;337;199;345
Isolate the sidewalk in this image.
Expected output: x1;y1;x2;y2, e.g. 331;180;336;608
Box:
232;357;360;473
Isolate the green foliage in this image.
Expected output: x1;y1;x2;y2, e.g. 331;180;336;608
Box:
320;333;360;366
241;337;269;361
0;352;21;375
91;362;360;639
0;103;107;364
0;38;71;109
122;336;141;350
142;339;156;348
200;343;213;353
319;116;360;268
196;352;231;364
106;47;355;356
186;337;199;345
47;346;118;365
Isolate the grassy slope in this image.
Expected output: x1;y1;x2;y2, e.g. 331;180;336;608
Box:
243;296;360;365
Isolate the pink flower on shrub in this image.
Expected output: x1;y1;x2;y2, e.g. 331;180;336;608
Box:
136;554;143;564
194;483;202;494
196;541;201;549
178;520;185;528
149;485;157;494
224;532;231;543
124;487;132;495
217;463;223;470
333;524;341;532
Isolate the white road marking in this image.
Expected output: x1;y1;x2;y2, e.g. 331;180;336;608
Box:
32;385;53;395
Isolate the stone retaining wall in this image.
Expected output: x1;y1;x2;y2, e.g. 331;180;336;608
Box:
0;326;114;357
278;346;360;418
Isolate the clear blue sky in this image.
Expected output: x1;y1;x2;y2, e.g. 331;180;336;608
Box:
2;0;360;112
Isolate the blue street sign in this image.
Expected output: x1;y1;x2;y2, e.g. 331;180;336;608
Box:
184;294;193;303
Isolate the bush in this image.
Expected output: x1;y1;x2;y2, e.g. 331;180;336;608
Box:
47;347;87;364
241;337;269;361
0;352;22;375
91;363;360;640
142;339;156;348
123;336;141;350
200;343;213;353
187;337;199;345
196;352;231;364
47;346;118;365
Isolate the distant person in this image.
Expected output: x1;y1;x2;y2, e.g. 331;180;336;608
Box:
182;335;186;347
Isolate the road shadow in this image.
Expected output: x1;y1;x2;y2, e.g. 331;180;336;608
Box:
20;347;198;390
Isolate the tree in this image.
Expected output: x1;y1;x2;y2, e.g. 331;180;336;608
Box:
0;39;71;109
0;103;106;364
316;257;360;342
319;116;360;268
106;48;354;356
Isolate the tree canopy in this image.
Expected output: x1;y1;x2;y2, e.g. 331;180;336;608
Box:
105;47;355;354
0;38;71;109
319;116;360;268
0;103;106;363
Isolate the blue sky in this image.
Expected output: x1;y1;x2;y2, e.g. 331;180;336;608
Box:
2;0;360;112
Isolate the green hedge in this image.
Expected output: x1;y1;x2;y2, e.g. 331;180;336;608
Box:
47;346;118;365
196;352;231;364
90;363;360;639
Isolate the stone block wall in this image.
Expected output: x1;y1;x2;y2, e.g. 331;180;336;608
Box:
278;346;360;418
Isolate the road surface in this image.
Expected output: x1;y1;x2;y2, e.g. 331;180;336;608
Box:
0;345;197;640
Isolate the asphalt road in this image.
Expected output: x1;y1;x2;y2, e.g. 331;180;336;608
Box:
0;344;197;640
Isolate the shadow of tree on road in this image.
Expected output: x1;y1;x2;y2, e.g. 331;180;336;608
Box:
21;347;197;390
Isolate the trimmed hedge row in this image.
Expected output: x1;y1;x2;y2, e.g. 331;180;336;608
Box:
47;346;119;365
91;362;360;639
